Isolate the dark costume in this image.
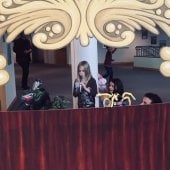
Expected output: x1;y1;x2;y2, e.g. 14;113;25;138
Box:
73;77;97;108
13;35;31;89
103;48;117;81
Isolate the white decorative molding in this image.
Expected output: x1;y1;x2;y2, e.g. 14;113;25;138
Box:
0;54;9;85
0;0;170;50
160;46;170;77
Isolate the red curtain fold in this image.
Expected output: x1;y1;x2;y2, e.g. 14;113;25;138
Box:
0;104;170;170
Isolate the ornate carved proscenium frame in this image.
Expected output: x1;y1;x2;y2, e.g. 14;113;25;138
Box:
0;0;170;75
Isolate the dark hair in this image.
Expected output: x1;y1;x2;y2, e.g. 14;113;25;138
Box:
109;78;124;95
144;93;162;104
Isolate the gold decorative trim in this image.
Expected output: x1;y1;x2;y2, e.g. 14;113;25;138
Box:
97;92;136;107
0;0;170;49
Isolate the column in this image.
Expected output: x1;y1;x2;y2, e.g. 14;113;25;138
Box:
70;38;99;108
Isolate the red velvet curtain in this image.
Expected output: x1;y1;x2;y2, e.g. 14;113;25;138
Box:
0;103;170;170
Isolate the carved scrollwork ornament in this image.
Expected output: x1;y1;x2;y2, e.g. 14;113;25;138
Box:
0;0;170;50
160;46;170;77
0;55;9;86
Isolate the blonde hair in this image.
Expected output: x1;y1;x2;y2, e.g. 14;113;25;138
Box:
77;60;92;81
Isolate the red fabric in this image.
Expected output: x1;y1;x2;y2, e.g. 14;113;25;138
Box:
0;104;170;170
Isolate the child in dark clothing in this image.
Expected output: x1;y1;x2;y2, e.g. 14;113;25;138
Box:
103;46;117;81
107;78;125;106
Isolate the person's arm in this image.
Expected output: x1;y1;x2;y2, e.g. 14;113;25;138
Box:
73;79;80;97
25;39;32;54
111;49;117;62
86;78;97;97
25;49;32;54
13;41;18;53
111;48;117;54
80;82;90;93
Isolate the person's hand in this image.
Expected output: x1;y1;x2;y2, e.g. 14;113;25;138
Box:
80;82;86;89
80;82;90;93
75;79;80;88
111;60;115;64
25;49;32;54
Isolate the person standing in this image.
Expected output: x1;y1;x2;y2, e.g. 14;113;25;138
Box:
73;60;97;108
13;33;32;90
103;46;117;81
